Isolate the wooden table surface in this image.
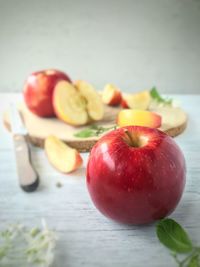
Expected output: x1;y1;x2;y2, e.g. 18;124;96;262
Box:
0;93;200;267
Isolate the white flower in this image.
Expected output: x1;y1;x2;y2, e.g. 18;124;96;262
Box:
0;219;57;267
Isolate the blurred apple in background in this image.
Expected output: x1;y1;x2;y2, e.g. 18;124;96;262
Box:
23;69;71;117
87;126;186;224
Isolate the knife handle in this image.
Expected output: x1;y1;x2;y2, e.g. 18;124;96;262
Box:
13;135;39;192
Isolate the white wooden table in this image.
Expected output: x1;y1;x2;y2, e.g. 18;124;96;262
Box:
0;93;200;267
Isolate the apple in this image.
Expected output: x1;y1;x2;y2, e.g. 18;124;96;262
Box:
86;126;186;224
121;91;151;110
117;109;162;128
53;80;104;126
23;69;71;117
102;84;122;106
45;135;83;173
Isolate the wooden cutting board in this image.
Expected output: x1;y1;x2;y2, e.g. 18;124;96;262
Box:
3;103;187;152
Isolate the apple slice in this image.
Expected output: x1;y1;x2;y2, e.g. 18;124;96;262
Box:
75;80;104;121
102;84;122;106
121;97;129;108
53;81;88;126
45;135;83;173
117;109;161;128
121;91;151;110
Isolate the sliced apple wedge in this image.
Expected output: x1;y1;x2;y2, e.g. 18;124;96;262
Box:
53;81;88;126
121;97;129;108
121;91;151;110
45;135;83;173
74;80;104;121
117;109;162;128
102;84;122;106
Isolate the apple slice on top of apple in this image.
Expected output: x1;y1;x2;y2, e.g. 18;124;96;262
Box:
117;109;162;128
53;80;104;126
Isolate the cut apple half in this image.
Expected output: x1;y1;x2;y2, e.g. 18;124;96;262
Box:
53;80;104;126
45;135;83;173
102;84;122;106
122;91;151;110
75;80;104;121
117;109;162;128
53;81;89;126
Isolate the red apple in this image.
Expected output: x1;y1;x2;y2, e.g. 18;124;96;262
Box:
23;69;71;117
86;126;186;224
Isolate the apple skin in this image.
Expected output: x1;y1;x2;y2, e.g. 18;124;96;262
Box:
23;69;71;117
121;97;129;108
108;90;122;106
86;126;186;224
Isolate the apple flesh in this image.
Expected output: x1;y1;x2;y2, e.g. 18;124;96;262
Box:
87;126;186;224
53;80;104;126
102;84;122;106
121;91;151;110
23;69;71;117
74;80;104;121
117;109;162;128
53;81;88;125
45;135;83;173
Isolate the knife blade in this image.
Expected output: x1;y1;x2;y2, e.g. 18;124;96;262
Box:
9;103;39;192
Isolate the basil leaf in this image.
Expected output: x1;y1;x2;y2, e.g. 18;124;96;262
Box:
89;125;99;130
74;125;116;138
150;87;172;105
156;218;193;253
150;87;162;101
74;129;96;138
188;255;199;267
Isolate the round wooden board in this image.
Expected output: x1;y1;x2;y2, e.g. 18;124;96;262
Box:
3;103;187;152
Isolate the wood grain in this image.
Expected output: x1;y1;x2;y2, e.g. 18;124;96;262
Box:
0;93;199;267
3;102;187;152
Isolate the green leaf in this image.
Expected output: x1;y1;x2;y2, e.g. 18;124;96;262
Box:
74;129;96;138
150;87;172;105
74;125;116;138
156;218;193;253
188;255;199;267
89;124;99;130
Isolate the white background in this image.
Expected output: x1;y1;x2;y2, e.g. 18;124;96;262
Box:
0;0;200;93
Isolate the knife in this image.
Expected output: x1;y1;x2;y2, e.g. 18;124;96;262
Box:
9;103;39;192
